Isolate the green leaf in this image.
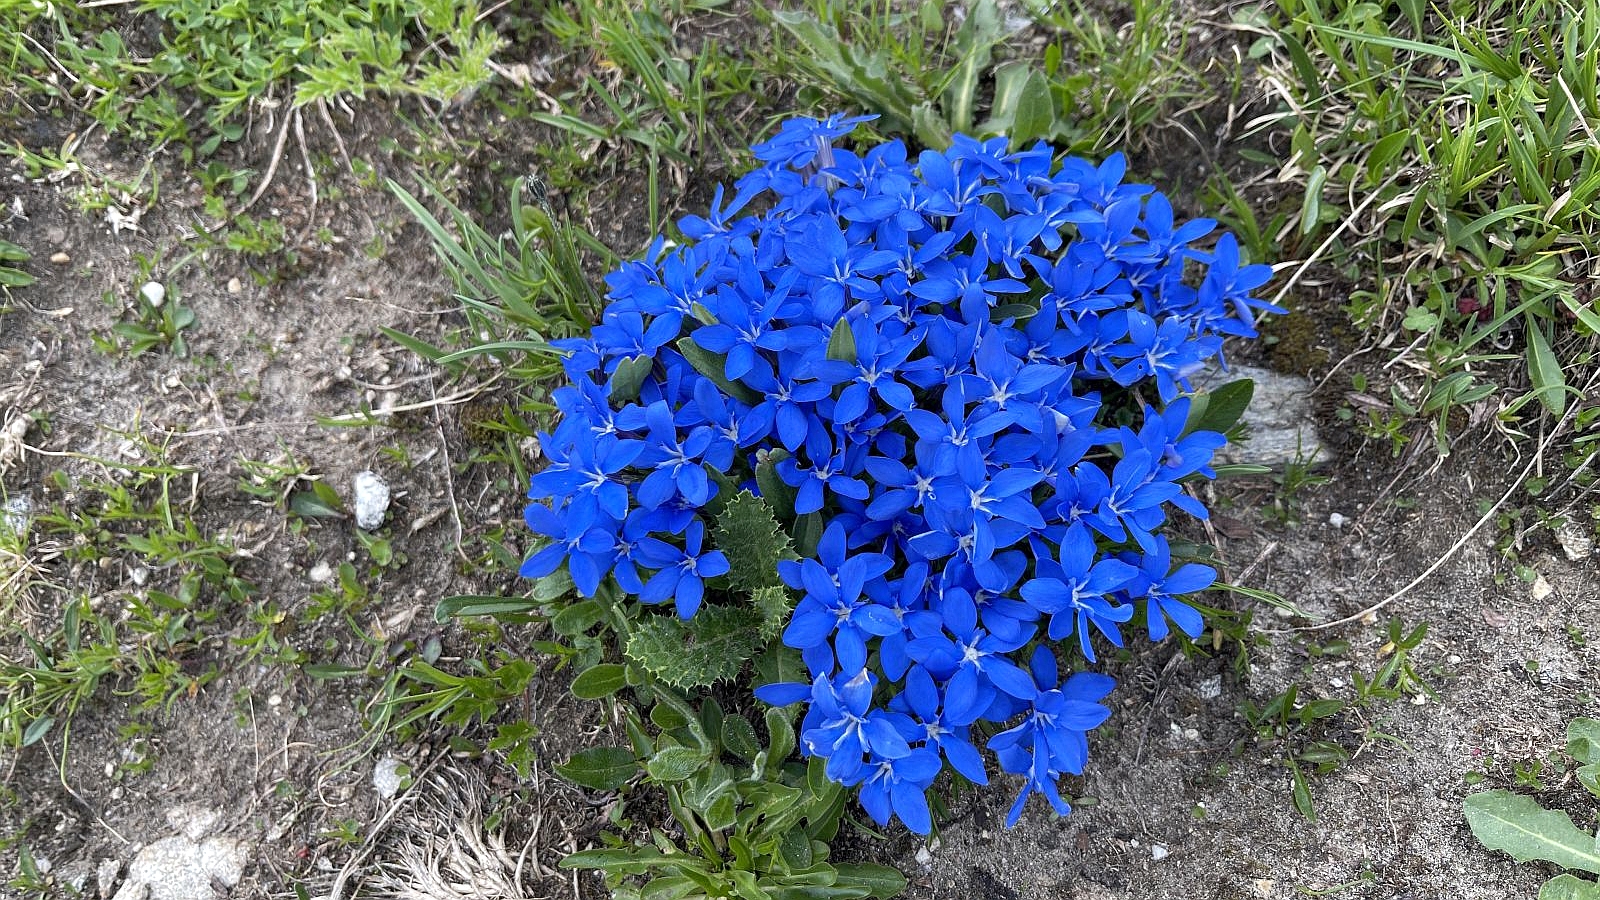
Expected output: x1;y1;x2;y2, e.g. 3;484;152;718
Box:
826;319;856;363
1568;718;1600;765
610;354;655;403
714;491;795;592
1464;790;1600;874
1185;379;1255;437
753;585;794;642
625;605;763;689
721;714;761;761
756;449;797;518
552;599;604;636
678;337;760;404
986;62;1053;144
555;746;638;791
942;0;1002;133
1525;320;1568;416
289;489;344;519
559;846;672;873
1290;763;1316;821
571;663;629;700
1541;875;1600;900
1577;762;1600;800
21;716;54;747
1559;293;1600;334
765;706;796;768
832;863;909;899
434;595;537;622
647;745;709;783
640;876;701;900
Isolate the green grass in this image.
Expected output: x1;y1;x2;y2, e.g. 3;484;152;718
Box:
1254;0;1600;451
2;0;501;155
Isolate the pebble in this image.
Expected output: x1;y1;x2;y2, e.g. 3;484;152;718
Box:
372;756;405;800
97;858;121;898
1531;575;1554;602
1328;512;1348;528
1555;521;1594;561
1196;675;1223;700
139;281;166;308
2;494;32;534
308;561;333;583
1151;844;1170;861
226;277;242;294
266;694;282;708
353;471;390;531
49;251;70;264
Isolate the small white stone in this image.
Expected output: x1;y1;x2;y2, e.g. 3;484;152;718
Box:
1555;521;1594;561
308;561;333;583
914;845;933;868
226;277;242;294
2;495;32;534
372;756;404;800
1448;654;1462;664
353;471;390;531
1197;676;1223;700
139;281;166;308
1328;512;1348;528
1182;728;1200;741
1151;844;1170;861
266;694;282;708
1531;575;1554;602
97;858;121;898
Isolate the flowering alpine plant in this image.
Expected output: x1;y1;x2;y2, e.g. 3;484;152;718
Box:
523;113;1280;834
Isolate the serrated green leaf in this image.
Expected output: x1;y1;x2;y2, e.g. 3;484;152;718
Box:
753;585;793;642
1542;874;1600;900
625;606;763;689
714;491;795;592
1465;790;1600;874
571;663;629;700
832;863;908;899
1525;320;1567;416
647;745;709;783
1567;718;1600;765
555;746;638;791
826;319;856;363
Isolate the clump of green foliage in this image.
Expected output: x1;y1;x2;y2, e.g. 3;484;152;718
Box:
5;0;502;153
1259;0;1600;444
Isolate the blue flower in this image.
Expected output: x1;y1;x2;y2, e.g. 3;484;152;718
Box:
633;518;729;619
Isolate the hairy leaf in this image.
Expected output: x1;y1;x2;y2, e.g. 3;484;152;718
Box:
625;605;763;689
555;747;638;792
714;491;795;592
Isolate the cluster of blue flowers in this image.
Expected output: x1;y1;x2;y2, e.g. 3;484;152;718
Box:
523;114;1278;834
